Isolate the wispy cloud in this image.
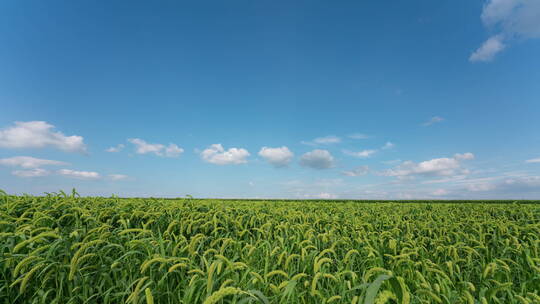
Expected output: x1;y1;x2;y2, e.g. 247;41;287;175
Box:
348;133;370;139
12;168;50;178
526;158;540;163
108;174;129;181
106;144;125;153
58;169;101;180
128;138;183;157
470;0;540;62
343;149;377;158
380;153;475;179
302;135;341;146
422;116;444;126
381;142;395;150
342;166;369;177
0;156;68;169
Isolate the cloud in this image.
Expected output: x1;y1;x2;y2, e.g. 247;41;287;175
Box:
454;152;475;160
258;146;294;167
300;149;335;169
471;0;540;62
306;192;338;199
343;149;377;158
422;116;444;126
58;169;100;180
0;121;86;152
164;144;183;157
470;35;506;62
201;144;250;165
381;142;395;150
0;156;68;169
128;138;184;157
432;189;449;196
108;174;129;181
348;133;370;139
526;158;540;163
465;175;540;194
106;144;125;153
342;166;369;177
12;168;50;178
382;159;402;165
302;136;341;146
381;153;474;178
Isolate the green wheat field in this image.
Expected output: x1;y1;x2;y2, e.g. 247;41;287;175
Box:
1;191;539;303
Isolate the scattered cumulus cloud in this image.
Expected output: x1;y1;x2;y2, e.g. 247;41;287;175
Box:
128;138;184;157
201;144;250;165
302;135;341;146
0;121;86;153
470;0;540;62
300;149;335;169
342;166;369;177
526;158;540;163
422;116;444;126
258;146;294;168
57;169;101;180
12;168;50;178
106;144;125;153
0;156;67;169
380;153;475;178
343;149;377;158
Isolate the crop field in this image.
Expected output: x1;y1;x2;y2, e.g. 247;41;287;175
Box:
1;193;540;304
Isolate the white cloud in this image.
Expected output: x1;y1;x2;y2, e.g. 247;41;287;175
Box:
382;159;401;165
106;144;124;153
467;182;497;192
108;174;129;181
128;138;183;157
454;152;475;160
308;192;338;199
343;149;377;158
300;149;335;169
258;146;294;167
432;189;449;196
470;35;506;62
302;136;341;146
526;158;540;163
348;133;370;139
12;168;50;178
422;116;444;126
0;121;86;152
471;0;540;62
342;166;369;177
381;153;474;178
58;169;100;180
201;144;250;165
381;142;395;150
0;156;67;169
164;144;183;157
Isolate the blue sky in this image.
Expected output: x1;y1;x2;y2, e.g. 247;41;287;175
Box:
1;0;540;199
